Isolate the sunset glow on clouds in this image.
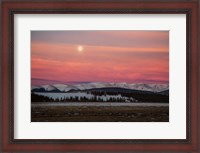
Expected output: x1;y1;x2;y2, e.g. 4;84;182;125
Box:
31;31;169;86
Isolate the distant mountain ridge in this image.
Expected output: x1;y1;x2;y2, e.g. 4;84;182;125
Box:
32;82;169;93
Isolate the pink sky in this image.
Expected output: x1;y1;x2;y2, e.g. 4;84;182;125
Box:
31;31;169;86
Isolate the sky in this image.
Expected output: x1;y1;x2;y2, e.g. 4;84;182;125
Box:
31;31;169;86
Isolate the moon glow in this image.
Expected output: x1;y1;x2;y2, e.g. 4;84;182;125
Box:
78;46;83;52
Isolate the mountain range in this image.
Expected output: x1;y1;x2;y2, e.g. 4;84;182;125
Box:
31;82;169;93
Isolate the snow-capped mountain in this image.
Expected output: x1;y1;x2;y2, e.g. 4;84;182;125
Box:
53;84;79;92
42;85;59;91
32;82;169;93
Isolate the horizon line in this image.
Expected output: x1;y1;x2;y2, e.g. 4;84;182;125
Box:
31;78;169;86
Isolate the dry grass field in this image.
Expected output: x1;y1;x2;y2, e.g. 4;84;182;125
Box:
31;103;169;122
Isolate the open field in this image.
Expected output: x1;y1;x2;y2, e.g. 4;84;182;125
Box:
31;102;169;122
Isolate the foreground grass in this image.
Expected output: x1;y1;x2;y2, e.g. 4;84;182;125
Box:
31;103;169;122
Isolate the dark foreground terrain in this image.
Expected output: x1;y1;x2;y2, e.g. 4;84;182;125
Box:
31;102;169;122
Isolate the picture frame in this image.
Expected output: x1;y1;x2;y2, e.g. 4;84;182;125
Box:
0;0;199;152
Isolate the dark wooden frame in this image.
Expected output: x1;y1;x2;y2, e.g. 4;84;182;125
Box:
0;0;199;152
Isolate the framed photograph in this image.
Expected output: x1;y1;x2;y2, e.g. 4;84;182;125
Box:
0;0;199;152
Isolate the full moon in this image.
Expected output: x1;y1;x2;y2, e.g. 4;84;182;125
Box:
78;46;83;52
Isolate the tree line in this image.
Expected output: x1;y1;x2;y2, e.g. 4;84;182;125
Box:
31;93;131;102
